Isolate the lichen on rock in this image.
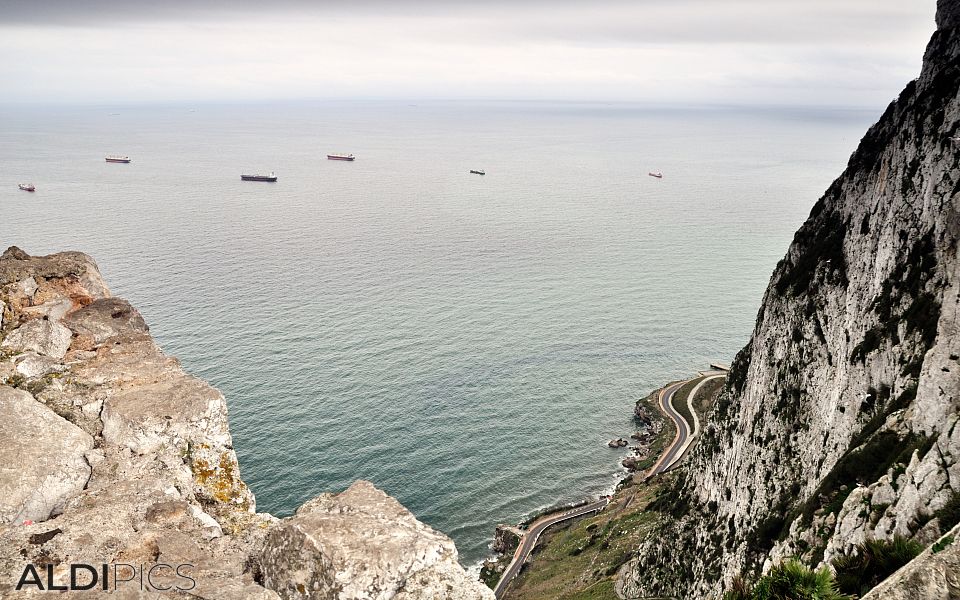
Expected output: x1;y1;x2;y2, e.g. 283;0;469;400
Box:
0;248;488;598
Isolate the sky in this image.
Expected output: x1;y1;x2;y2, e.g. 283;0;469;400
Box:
0;0;939;107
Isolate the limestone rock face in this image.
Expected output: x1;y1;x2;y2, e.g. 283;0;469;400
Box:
0;248;488;598
0;386;93;524
64;297;149;347
618;3;960;598
939;0;960;29
257;481;495;600
1;318;72;359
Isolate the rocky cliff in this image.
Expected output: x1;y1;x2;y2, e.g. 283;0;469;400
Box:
617;1;960;598
0;247;493;599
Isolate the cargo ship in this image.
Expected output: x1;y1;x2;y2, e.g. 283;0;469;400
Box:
241;172;278;182
18;183;35;192
648;171;663;178
105;155;131;163
469;169;485;175
327;154;355;161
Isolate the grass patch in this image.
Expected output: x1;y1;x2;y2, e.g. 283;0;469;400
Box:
832;536;922;597
502;481;662;600
694;377;725;415
932;535;954;554
673;378;700;433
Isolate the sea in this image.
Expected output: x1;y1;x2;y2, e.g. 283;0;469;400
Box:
0;100;877;564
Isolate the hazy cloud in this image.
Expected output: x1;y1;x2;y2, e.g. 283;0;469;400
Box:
0;0;938;105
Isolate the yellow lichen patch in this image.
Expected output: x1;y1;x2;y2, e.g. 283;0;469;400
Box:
190;448;251;513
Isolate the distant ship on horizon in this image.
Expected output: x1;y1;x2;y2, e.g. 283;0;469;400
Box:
105;155;131;163
327;153;355;161
241;172;278;182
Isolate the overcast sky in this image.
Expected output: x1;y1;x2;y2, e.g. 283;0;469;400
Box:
0;0;938;106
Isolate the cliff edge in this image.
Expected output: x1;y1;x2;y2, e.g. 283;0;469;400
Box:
618;0;960;597
0;246;493;599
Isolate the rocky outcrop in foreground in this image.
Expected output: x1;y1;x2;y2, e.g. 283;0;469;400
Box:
0;246;492;599
618;0;960;597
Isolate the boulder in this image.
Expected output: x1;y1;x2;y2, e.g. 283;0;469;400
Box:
14;352;67;379
492;524;522;555
1;318;72;359
0;386;94;524
256;481;495;600
64;298;149;347
0;247;110;298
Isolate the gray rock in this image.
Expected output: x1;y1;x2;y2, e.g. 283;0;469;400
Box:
14;352;67;379
21;297;73;322
64;297;149;347
861;523;960;599
0;247;110;297
492;524;522;555
617;4;960;597
1;318;72;359
0;386;93;524
938;0;960;29
16;276;38;299
0;249;490;598
257;480;495;600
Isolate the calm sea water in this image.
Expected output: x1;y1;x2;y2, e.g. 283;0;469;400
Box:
0;100;875;563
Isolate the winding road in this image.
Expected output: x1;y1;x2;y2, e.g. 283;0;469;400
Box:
644;381;690;478
493;371;725;598
492;500;608;598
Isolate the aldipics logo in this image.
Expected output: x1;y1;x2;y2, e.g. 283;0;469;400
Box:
16;563;196;592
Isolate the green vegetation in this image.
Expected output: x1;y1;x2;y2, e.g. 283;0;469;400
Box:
727;344;752;397
694;376;725;414
647;472;691;519
501;479;663;600
932;534;954;554
831;536;923;597
851;232;940;365
629;389;676;473
774;209;848;297
4;373;26;388
933;490;960;532
480;561;505;590
767;429;935;564
723;560;849;600
674;378;700;432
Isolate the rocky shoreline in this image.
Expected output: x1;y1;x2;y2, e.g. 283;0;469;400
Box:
0;247;493;599
479;385;672;591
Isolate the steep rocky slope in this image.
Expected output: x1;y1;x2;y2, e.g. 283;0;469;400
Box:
617;1;960;598
0;247;493;599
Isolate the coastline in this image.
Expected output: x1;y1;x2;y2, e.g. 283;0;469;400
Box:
0;247;494;599
482;368;726;597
